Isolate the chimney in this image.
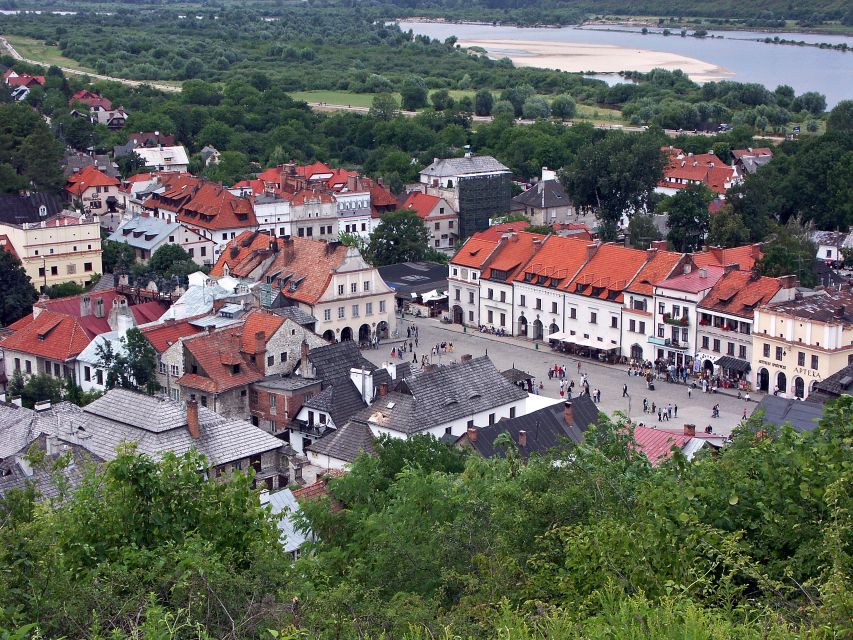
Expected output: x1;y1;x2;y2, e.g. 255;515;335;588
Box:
699;268;708;279
206;325;215;334
347;175;357;191
186;400;200;439
750;243;763;259
460;354;473;363
650;240;668;251
300;340;311;378
467;427;477;443
379;382;388;397
518;430;527;448
255;330;266;355
834;305;845;319
80;294;92;317
563;401;573;426
683;424;696;437
586;243;599;261
777;274;799;290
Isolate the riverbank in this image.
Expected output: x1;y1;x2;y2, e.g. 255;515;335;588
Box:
458;38;734;82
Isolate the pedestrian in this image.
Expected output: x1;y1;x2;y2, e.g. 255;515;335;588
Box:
407;327;411;338
596;389;601;403
548;369;554;380
391;347;396;359
409;341;413;352
667;403;672;419
622;383;628;397
577;361;581;374
538;381;544;394
651;402;656;414
658;409;662;421
412;353;417;363
687;387;692;399
449;342;453;352
643;398;648;413
742;406;748;420
674;404;678;418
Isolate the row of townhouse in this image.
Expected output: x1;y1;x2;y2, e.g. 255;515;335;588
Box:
450;230;846;394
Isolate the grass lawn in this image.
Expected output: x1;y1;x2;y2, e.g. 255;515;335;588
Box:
287;90;383;108
3;34;97;73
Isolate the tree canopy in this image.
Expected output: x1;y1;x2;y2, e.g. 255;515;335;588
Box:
0;249;38;326
366;209;432;266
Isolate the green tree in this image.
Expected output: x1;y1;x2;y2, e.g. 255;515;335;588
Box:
826;99;853;133
522;96;550;120
96;328;159;394
0;249;38;326
661;184;713;252
17;126;64;192
492;99;515;118
147;244;195;278
707;204;750;248
474;88;493;116
369;93;401;121
63;376;102;407
19;373;64;408
627;214;662;248
101;239;136;274
550;94;577;119
500;84;535;117
366;210;431;266
202;150;251;184
430;89;454;112
44;281;85;299
756;218;817;286
115;151;148;177
562;132;665;241
400;77;428;111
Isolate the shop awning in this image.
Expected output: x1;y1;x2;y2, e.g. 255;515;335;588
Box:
715;356;751;372
547;331;573;342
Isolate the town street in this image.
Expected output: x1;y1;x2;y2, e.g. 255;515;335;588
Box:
362;316;761;437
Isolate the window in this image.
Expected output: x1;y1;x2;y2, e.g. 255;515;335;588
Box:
590;312;597;324
739;344;747;359
351;282;357;293
500;291;506;303
452;268;458;277
448;220;454;228
701;336;709;349
379;300;386;313
673;304;680;317
681;327;688;343
500;312;506;327
488;413;496;425
455;288;460;301
66;263;76;275
468;310;474;322
520;295;526;307
201;396;208;407
487;288;493;300
487;310;493;323
270;394;277;413
84;366;91;381
222;233;228;240
50;266;58;276
25;360;31;374
84;262;92;272
267;355;274;367
611;316;618;329
95;369;103;385
366;302;373;315
658;302;665;314
170;364;179;377
712;339;720;352
188;248;194;258
467;419;474;428
468;291;474;304
338;284;344;295
798;352;805;366
811;354;819;370
569;308;576;319
159;361;166;374
763;344;771;358
363;281;370;292
639;321;645;334
629;319;636;332
658;324;665;338
535;298;542;310
434;222;440;230
776;346;783;361
323;309;331;321
551;301;558;314
352;304;359;318
727;342;735;356
14;358;20;371
338;306;345;319
38;267;45;277
509;407;516;418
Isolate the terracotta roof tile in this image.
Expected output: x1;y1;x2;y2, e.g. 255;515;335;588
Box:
177;181;257;231
660;150;734;194
512;235;591;288
1;310;93;361
141;319;203;353
66;165;120;195
658;264;726;293
177;326;264;393
693;244;762;271
565;244;649;302
482;231;545;281
626;250;684;296
401;192;442;219
240;310;284;354
631;426;691;466
450;236;499;269
698;270;783;318
476;221;531;240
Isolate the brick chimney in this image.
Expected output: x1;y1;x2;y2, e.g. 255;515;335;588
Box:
650;240;668;251
207;325;215;334
255;330;266;355
586;242;599;261
187;400;200;439
683;424;696;437
378;382;388;397
460;354;473;363
467;427;477;443
518;430;527;447
750;243;763;259
563;401;574;426
777;274;799;290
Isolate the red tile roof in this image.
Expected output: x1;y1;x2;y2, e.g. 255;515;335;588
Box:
698;270;783;318
657;264;726;293
660;149;734;195
240;310;284;354
401;192;440;218
70;89;112;110
626;250;685;296
325;168;361;191
513;235;591;288
30;289;166;336
141;318;203;353
290;189;335;205
0;234;19;260
482;231;545;281
732;148;772;159
5;74;45;88
631;426;691;466
1;309;93;361
693;244;763;271
476;221;531;240
177;326;264;394
451;236;499;269
177;181;257;231
566;243;650;303
231;179;266;195
66;165;120;196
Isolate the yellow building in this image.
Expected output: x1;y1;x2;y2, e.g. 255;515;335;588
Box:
752;287;853;399
0;214;103;291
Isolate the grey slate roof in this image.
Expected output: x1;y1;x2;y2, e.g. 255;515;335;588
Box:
271;306;318;327
265;489;311;554
810;364;853;399
501;367;534;384
304;381;367;427
0;389;284;467
356;356;528;436
253;376;319;392
107;216;181;251
305;419;375;463
63;152;119;178
308;341;379;383
421;155;509;178
0;192;65;225
754;396;824;433
512;179;571;210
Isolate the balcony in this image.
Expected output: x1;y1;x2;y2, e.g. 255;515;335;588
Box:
663;313;689;327
649;336;689;350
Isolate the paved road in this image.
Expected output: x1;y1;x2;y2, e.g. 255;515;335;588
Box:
362;316;758;437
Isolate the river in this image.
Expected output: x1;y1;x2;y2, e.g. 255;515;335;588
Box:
400;21;853;107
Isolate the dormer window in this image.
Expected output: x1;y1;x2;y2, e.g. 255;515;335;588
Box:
232;364;240;374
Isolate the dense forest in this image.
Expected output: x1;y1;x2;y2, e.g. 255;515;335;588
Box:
1;399;850;638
